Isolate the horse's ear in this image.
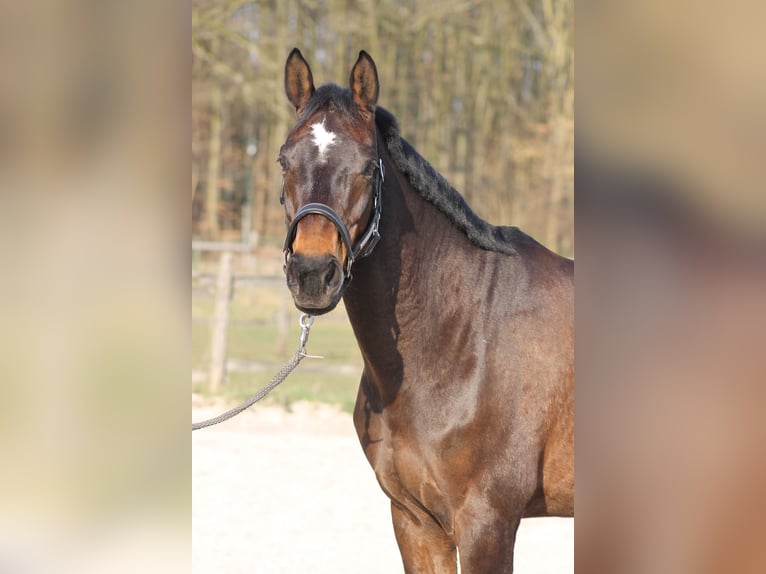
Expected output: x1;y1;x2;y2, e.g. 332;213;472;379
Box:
349;50;379;116
285;48;315;115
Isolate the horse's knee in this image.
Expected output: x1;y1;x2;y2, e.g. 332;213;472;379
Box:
391;503;457;574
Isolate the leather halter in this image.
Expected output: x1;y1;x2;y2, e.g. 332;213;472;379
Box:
282;158;384;288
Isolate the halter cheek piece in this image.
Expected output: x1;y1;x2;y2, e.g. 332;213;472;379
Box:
282;158;384;288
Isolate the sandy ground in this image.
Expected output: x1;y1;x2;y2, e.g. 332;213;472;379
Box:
192;399;573;573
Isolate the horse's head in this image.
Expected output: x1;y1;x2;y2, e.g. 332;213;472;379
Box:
280;49;384;314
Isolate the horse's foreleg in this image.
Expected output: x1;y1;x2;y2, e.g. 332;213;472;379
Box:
391;502;457;574
454;512;521;574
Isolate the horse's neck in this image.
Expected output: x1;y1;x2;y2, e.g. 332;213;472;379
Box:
342;155;468;404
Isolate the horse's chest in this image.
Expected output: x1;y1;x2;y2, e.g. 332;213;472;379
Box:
358;409;458;531
353;370;493;532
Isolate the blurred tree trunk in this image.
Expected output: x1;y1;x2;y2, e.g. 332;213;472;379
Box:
192;160;199;201
205;84;223;238
540;0;573;254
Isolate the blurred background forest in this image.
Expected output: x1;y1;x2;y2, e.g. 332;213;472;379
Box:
192;0;574;256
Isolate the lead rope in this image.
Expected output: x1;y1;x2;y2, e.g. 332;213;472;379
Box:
192;314;315;431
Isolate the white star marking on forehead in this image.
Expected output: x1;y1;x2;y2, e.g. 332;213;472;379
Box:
310;120;337;162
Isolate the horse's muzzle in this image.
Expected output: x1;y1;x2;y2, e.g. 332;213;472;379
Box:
284;253;344;315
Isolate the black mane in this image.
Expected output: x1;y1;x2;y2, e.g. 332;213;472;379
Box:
299;85;538;255
375;106;539;256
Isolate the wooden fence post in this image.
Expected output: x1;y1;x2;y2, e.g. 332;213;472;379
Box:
209;251;233;392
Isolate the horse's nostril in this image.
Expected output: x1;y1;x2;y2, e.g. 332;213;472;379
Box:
324;260;338;288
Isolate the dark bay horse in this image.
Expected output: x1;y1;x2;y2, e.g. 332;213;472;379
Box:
279;48;573;573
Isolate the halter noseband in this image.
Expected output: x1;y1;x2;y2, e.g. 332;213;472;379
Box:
282;157;384;287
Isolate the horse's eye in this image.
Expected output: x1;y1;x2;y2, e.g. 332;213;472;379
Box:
277;157;288;173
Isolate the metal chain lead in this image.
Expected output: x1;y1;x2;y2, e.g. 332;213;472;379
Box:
192;314;315;431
